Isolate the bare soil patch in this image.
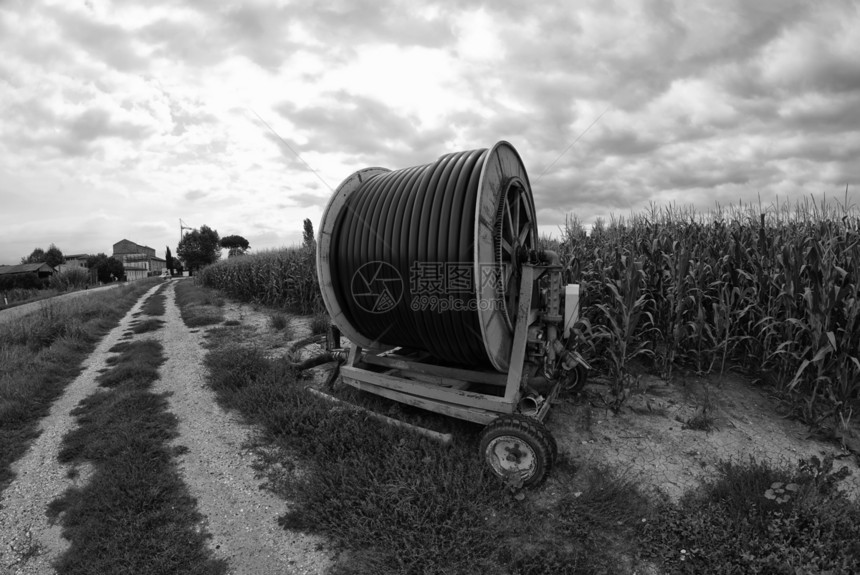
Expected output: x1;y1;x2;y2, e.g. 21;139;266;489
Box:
550;373;860;502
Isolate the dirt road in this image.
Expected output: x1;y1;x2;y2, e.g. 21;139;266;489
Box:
0;281;330;574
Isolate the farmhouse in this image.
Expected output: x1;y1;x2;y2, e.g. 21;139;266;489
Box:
0;262;56;279
0;262;56;289
112;239;166;281
56;253;90;273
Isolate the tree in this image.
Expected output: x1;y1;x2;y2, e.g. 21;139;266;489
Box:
303;218;315;249
220;235;250;258
44;244;65;268
21;247;46;265
21;244;65;268
165;246;174;274
177;225;221;274
86;253;125;283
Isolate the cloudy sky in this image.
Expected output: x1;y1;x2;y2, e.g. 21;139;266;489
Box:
1;0;859;265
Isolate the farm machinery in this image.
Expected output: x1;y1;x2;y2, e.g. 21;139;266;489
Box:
316;141;588;486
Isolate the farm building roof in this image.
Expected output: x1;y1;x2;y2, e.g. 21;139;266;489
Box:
113;239;156;255
0;263;56;275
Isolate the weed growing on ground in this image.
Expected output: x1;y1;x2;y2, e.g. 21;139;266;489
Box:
269;312;288;330
310;312;330;335
682;406;716;432
640;456;860;573
174;280;224;327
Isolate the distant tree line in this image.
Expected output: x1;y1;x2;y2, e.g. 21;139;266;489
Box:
175;220;315;274
15;245;126;285
176;226;252;274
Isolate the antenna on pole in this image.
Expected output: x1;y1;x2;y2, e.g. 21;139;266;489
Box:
179;218;194;241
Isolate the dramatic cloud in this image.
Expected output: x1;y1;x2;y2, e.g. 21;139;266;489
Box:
1;0;859;265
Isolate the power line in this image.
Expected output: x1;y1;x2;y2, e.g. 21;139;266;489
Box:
535;105;611;182
248;109;334;192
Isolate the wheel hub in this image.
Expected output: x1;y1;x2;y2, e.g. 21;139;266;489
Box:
485;435;537;479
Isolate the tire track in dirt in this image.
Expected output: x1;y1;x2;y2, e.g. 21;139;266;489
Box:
152;283;330;575
0;283;161;575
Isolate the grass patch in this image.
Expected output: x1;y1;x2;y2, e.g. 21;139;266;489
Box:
48;339;226;575
310;312;330;335
0;287;61;310
197;341;651;574
0;279;160;496
140;285;167;316
269;311;288;331
129;318;165;334
174;280;224;327
681;408;716;432
98;340;164;388
641;456;860;573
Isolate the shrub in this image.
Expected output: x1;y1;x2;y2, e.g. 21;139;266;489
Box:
0;273;47;291
49;268;91;291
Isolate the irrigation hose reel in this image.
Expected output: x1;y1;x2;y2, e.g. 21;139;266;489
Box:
317;141;588;487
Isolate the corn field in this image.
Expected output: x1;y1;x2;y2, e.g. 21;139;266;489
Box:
198;198;859;430
548;197;860;430
196;246;322;315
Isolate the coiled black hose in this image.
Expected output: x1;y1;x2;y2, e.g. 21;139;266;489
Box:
329;148;490;366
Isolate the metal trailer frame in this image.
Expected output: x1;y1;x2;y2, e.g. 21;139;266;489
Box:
338;263;561;426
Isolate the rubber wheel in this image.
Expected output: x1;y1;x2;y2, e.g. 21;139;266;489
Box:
479;415;557;488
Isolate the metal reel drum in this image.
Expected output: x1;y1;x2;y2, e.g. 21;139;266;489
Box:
318;142;538;371
316;166;391;351
474;142;538;372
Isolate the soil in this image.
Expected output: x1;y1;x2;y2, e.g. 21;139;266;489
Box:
549;373;860;503
2;280;858;574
